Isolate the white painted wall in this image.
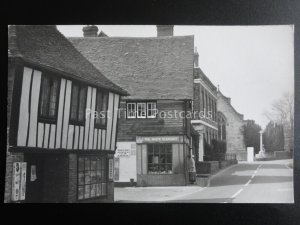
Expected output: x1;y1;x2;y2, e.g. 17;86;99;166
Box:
115;142;137;182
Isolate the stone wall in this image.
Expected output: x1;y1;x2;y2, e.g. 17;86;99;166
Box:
217;92;246;157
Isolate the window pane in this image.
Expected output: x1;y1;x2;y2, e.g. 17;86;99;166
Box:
85;170;91;184
78;172;85;185
96;183;102;196
78;186;84;200
85;158;90;170
78;87;86;121
90;184;96;198
102;183;107;195
49;79;59;117
40;77;50;117
137;103;146;118
147;102;157;118
78;157;84;171
91;170;96;183
70;85;79;120
95;91;102;125
84;185;90;199
100;93;108;126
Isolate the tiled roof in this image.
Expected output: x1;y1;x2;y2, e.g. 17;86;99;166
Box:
217;91;244;120
8;25;128;95
69;35;194;100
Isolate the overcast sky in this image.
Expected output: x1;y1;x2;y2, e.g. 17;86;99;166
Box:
57;25;294;128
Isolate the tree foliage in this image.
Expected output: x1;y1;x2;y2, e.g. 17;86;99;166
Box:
241;120;261;154
263;121;284;152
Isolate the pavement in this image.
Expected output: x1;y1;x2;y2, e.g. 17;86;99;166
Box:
114;159;294;203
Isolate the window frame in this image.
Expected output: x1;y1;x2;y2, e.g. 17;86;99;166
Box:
127;102;137;119
126;101;157;119
69;82;87;126
77;155;108;201
38;72;61;124
94;89;109;129
137;102;146;118
147;102;157;118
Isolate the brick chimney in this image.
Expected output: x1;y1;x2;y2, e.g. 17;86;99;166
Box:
82;25;99;37
194;47;199;68
156;25;174;36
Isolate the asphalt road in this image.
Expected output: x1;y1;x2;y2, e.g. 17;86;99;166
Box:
168;160;294;203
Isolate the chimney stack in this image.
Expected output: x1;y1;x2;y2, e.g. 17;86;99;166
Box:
194;47;199;67
83;25;99;37
156;25;174;36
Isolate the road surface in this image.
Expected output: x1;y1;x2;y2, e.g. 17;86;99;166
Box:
169;159;294;203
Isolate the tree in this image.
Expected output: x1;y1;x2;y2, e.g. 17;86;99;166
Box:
263;121;284;152
263;92;294;151
241;120;261;154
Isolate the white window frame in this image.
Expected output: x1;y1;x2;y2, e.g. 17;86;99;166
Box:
137;103;146;118
147;102;157;118
127;103;136;118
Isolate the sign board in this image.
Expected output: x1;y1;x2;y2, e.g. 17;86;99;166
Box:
108;158;114;181
115;148;130;157
136;136;181;144
12;162;27;201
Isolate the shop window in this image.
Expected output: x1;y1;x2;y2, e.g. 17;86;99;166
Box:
77;156;107;200
95;90;108;128
39;73;60;121
70;83;87;125
147;144;172;174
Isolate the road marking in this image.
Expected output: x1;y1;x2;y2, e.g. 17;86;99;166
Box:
284;164;293;170
245;179;251;186
251;174;255;179
232;188;243;198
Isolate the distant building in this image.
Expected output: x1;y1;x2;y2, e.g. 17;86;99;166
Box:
6;25;127;203
70;25;196;186
192;49;218;162
217;91;247;160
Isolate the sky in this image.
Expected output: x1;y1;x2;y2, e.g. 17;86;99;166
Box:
57;25;294;128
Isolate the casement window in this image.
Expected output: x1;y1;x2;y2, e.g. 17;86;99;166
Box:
147;144;172;174
147;102;157;118
137;103;146;118
70;83;87;124
77;156;107;200
127;102;157;119
39;73;60;121
95;90;108;128
127;103;136;118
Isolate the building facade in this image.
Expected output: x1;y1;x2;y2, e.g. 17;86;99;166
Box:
70;25;195;186
217;91;247;161
191;49;219;162
5;26;127;203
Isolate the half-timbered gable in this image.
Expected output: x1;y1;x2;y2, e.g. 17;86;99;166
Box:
5;25;128;203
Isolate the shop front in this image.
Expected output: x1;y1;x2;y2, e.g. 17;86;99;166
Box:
135;135;190;186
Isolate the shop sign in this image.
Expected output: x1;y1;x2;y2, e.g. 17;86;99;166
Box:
108;158;114;181
136;136;180;143
115;148;130;157
12;162;27;201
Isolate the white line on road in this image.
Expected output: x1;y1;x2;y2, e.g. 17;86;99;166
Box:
251;174;255;179
245;179;251;186
232;188;243;198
